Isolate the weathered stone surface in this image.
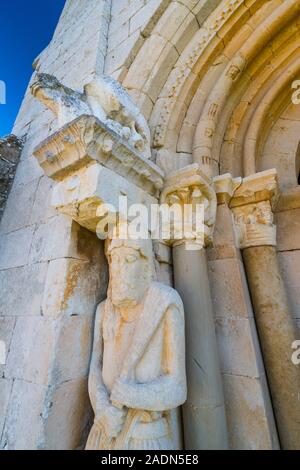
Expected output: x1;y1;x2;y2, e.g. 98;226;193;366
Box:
276;208;300;252
278;250;300;321
28;216;90;264
223;374;279;450
51;163;158;233
1;379;48;449
31;73;152;160
0;263;48;317
5;316;57;385
0;379;13;440
42;255;107;319
2;0;300;452
86;238;186;450
0;135;24;221
173;246;228;450
243;246;300;450
0;226;35;270
0;178;39;234
0;317;15;376
209;258;251;319
44;378;92;450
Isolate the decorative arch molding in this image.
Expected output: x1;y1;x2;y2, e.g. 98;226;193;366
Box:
192;0;300;176
120;0;300;184
243;56;300;176
221;43;300;176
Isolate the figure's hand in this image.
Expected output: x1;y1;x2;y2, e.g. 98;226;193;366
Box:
95;405;126;439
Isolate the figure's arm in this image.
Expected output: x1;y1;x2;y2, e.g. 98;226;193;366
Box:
88;301;110;415
110;305;187;411
88;301;126;438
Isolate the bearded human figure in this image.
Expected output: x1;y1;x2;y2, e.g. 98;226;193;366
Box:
86;238;187;450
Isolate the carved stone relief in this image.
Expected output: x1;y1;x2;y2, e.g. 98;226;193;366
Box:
30;73;151;160
86;238;187;450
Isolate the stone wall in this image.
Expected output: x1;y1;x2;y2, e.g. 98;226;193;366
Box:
1;0;300;450
0;135;24;221
0;0;111;449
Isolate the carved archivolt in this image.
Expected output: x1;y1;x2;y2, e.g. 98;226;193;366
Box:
121;0;300;181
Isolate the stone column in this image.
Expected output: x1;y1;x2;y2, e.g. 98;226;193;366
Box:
161;164;228;450
231;169;300;450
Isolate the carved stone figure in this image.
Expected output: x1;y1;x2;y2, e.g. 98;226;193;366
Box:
84;75;151;158
86;238;187;450
233;200;276;249
30;73;151;159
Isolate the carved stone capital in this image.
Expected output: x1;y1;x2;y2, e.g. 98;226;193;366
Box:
233;200;277;249
230;169;279;249
160;164;217;250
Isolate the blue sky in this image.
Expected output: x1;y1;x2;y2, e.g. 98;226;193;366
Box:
0;0;66;136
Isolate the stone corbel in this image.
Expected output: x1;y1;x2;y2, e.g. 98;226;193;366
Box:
229;169;279;249
33;115;163;233
160;163;217;250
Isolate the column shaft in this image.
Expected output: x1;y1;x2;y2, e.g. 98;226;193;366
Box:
173;245;228;450
243;245;300;449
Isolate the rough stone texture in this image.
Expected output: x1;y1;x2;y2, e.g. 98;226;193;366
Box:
86;239;186;450
0;0;111;449
243;246;300;450
2;0;300;451
0;135;24;221
208;203;279;450
174;246;228;450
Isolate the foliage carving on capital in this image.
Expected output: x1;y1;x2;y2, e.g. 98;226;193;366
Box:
160;164;217;249
230;169;279;249
233;200;277;249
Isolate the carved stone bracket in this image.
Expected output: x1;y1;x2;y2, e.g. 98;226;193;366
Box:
33;115;163;234
34;115;164;196
229;169;279;249
160;164;217;250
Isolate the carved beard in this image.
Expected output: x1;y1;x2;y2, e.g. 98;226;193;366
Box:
111;278;149;308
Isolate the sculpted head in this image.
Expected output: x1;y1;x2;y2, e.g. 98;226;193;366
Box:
30;73;63;102
105;238;155;308
84;76;121;116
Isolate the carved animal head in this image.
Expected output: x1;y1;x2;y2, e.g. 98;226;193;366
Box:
30;73;64;98
84;76;121;116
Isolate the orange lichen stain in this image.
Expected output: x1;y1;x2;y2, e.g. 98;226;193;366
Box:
114;319;123;347
162;314;173;375
62;261;81;310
